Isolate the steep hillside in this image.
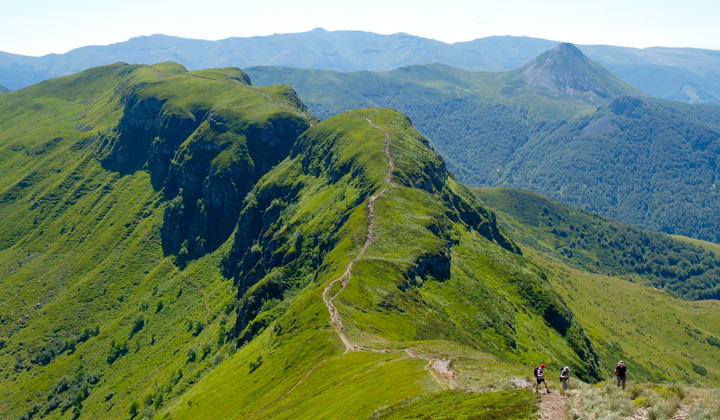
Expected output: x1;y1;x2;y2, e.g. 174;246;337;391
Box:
4;63;720;420
159;108;603;420
158;109;720;420
2;31;720;104
0;62;314;420
471;187;720;300
247;46;720;243
496;96;720;243
471;186;720;384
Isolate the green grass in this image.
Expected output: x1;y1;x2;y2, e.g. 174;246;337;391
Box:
369;389;539;420
532;248;720;384
671;235;720;255
158;107;605;420
0;61;315;420
4;62;720;420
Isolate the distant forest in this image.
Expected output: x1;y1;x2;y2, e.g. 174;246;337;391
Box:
473;187;720;301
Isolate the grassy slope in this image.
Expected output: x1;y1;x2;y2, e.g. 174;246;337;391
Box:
165;109;720;420
0;62;313;420
471;186;720;383
4;61;720;420
157;109;615;420
672;235;720;255
539;252;720;384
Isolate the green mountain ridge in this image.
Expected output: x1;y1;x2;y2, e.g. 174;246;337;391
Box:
3;62;720;420
2;30;720;104
0;83;11;93
0;61;315;419
246;46;720;243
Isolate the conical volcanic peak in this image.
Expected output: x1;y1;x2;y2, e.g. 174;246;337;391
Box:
513;42;642;104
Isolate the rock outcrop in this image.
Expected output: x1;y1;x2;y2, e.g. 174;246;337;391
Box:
99;70;312;258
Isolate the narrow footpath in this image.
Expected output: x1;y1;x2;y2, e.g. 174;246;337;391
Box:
320;112;458;388
538;392;566;420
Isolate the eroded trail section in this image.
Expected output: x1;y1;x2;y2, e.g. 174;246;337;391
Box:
321;113;458;390
345;112;395;185
322;188;385;353
249;113;454;418
322;112;395;354
538;392;566;420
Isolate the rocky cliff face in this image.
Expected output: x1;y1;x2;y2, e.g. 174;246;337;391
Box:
99;73;312;258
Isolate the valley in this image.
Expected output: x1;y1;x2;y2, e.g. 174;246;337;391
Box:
1;59;720;420
246;44;720;244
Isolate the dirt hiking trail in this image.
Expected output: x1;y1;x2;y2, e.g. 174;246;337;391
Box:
538;391;566;420
320;112;459;386
245;112;460;419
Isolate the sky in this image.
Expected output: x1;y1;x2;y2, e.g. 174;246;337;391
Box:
1;0;719;56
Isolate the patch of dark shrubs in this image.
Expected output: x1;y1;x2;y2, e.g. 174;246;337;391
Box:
107;339;129;364
130;314;145;338
707;335;720;349
32;325;100;366
19;368;101;420
691;362;708;377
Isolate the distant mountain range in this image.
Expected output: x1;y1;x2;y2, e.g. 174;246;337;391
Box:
246;43;720;243
1;28;720;104
0;83;10;93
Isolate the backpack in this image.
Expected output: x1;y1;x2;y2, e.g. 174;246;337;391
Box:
561;367;569;377
533;367;539;377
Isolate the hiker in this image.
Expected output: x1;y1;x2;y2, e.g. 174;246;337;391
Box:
615;360;627;390
534;363;551;394
560;366;570;391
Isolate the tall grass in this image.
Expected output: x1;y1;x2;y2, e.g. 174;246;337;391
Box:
576;381;691;419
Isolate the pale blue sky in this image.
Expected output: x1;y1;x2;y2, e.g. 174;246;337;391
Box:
1;0;718;56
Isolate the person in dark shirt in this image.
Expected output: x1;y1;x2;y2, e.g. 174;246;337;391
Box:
615;360;627;389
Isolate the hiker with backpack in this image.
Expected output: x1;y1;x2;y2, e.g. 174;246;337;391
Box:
615;360;627;389
560;366;570;391
533;364;551;394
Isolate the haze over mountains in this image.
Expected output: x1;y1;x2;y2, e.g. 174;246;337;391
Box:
2;28;720;104
247;43;720;244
